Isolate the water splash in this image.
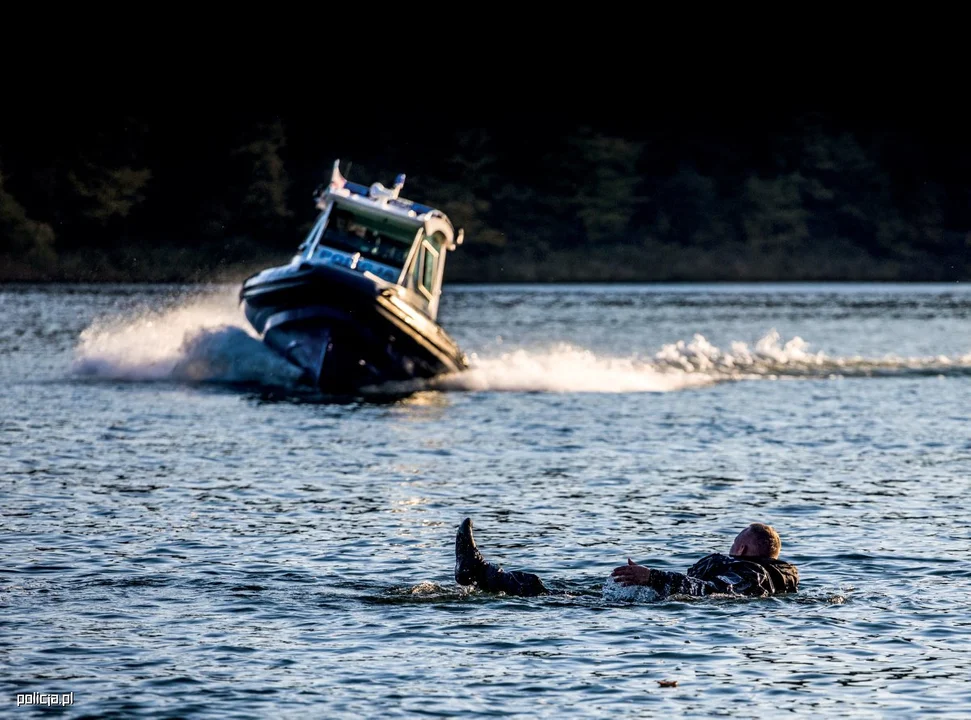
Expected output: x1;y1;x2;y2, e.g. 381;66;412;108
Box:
73;293;971;394
652;330;971;379
73;290;304;387
602;576;659;603
435;331;971;393
434;345;713;393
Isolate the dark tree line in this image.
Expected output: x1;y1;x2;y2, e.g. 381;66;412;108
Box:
1;112;968;282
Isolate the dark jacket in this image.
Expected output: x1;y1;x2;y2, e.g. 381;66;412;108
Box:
647;553;799;599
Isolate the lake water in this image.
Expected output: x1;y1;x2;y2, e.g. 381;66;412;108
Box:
2;283;970;717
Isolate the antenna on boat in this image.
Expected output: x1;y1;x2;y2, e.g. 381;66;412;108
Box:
391;173;406;199
330;159;347;190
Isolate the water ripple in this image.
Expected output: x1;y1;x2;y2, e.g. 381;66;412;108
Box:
1;284;970;717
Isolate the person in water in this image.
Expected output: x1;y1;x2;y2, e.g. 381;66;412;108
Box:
454;518;799;598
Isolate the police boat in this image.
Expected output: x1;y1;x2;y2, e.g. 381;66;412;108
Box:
240;160;468;393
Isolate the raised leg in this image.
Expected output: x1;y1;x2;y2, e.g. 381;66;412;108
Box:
454;518;547;597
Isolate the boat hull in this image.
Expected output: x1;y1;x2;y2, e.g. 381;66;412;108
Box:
240;262;467;393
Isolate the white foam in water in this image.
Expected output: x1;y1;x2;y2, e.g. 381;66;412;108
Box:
74;292;971;393
73;290;304;386
434;344;715;393
437;331;971;393
602;576;658;603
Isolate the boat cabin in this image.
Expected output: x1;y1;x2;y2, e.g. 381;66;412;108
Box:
297;160;463;321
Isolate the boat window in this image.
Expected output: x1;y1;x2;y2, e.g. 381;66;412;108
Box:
317;208;415;268
418;232;445;298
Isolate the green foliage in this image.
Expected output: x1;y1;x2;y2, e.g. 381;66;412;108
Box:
0;169;56;270
654;166;729;248
227;120;292;241
568;130;647;243
68;165;152;224
742;173;810;253
0;116;968;281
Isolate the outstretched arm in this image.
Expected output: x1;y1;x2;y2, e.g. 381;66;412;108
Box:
611;559;719;598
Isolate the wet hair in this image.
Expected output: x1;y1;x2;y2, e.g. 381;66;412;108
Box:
744;523;782;558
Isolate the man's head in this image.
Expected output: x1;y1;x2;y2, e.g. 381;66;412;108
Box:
729;523;781;558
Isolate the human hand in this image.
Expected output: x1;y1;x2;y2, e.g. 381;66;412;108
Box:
611;558;651;586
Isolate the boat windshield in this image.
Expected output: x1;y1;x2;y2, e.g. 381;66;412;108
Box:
318;208;415;268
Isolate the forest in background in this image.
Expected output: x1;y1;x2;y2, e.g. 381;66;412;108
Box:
1;111;969;283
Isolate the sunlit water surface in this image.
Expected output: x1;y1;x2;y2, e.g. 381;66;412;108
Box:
2;283;970;718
